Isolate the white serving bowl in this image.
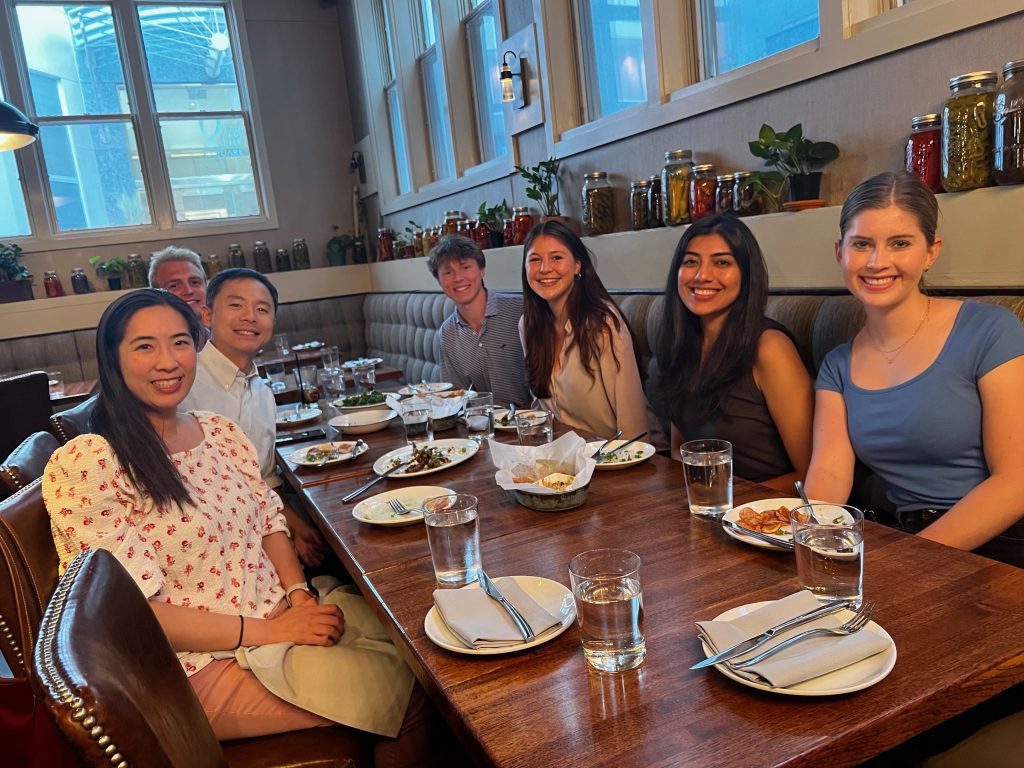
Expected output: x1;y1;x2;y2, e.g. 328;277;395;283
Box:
329;408;397;435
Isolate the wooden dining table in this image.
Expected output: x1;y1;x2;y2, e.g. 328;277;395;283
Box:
277;419;1024;768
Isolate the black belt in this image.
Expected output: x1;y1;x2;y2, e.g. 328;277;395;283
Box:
895;508;947;534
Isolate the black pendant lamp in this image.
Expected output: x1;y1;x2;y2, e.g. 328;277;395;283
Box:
0;99;39;151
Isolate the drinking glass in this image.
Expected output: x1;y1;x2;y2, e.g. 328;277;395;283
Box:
679;439;733;519
791;504;865;608
516;410;553;446
401;405;433;445
261;358;286;392
465;391;494;442
318;369;346;402
353;363;376;393
293;365;319;404
568;549;645;673
424;494;481;586
48;371;64;399
320;345;341;372
273;334;290;357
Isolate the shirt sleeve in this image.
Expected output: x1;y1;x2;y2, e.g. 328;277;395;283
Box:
602;313;650;438
42;436;165;597
815;345;849;393
213;415;288;537
971;303;1024;379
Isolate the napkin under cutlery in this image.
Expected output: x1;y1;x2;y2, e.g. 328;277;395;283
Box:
696;591;892;688
433;577;563;649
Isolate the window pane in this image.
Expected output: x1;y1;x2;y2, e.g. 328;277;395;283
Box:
159;117;259;221
138;5;241;113
17;4;129;116
419;0;435;49
386;84;412;195
465;7;507;162
578;0;646;120
701;0;819;77
421;49;454;180
39;121;151;230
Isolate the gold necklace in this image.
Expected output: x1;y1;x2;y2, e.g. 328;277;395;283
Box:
867;297;931;364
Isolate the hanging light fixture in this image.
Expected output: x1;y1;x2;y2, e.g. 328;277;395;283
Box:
0;99;39;151
499;50;525;109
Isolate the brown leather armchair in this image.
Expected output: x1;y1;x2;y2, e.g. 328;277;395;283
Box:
49;395;97;445
0;371;55;459
1;430;60;501
31;549;367;767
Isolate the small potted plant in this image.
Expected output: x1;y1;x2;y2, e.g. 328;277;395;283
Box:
0;241;33;303
477;199;512;248
748;123;839;202
515;157;562;219
89;256;129;291
326;225;354;267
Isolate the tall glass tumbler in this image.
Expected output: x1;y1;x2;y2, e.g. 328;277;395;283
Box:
679;439;733;519
424;493;481;586
791;504;865;608
465;391;495;442
569;549;645;673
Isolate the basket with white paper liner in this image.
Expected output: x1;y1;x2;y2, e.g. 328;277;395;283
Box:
385;392;467;431
489;432;597;511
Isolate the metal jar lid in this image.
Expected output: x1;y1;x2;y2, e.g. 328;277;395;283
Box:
44;270;57;277
693;163;716;174
630;179;651;189
584;171;608;180
716;173;736;182
948;71;998;90
513;206;530;214
733;171;755;180
911;114;941;130
1003;59;1024;78
665;149;693;161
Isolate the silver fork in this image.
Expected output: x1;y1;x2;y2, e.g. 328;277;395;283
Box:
731;602;875;669
590;429;622;459
387;498;412;516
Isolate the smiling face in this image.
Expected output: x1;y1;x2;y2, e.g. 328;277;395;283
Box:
525;234;579;317
437;257;486;308
118;305;197;415
202;277;275;370
676;233;743;327
836;204;941;310
152;259;207;315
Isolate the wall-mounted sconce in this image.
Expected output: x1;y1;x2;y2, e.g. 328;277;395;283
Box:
349;149;366;184
499;50;526;110
0;99;38;152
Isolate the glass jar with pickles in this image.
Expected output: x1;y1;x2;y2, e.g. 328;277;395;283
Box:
253;240;272;273
292;238;311;269
70;267;90;295
512;207;534;245
689;164;717;221
629;179;650;230
206;254;223;278
377;228;394;262
906;114;943;193
127;254;148;288
274;249;291;272
661;149;693;226
582;171;614;236
228;243;246;269
995;59;1024;186
942;71;998;192
647;175;664;227
715;173;736;215
443;211;461;235
732;172;761;217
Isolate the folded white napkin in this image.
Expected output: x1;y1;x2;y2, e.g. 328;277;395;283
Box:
489;431;597;494
386;392;465;419
432;577;563;649
696;591;892;688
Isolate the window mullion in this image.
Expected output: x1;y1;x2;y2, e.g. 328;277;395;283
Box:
389;0;433;191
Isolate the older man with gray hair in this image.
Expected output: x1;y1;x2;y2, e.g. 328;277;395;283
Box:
148;245;208;316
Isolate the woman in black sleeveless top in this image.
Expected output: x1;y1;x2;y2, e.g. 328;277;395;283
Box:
656;216;813;490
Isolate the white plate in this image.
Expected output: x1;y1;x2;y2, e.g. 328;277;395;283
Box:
342;357;384;368
492;408;544;431
275;406;322;426
702;601;896;696
329;409;398;435
585;440;656;470
424;576;577;655
723;497;818;551
351;485;453;527
396;382;454;396
372;439;479;478
289;440;367;467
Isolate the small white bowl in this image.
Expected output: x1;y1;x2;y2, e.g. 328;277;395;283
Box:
329;408;398;435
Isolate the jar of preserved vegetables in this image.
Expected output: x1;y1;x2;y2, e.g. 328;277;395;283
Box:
414;229;426;258
581;171;614;236
689;164;717;221
512;207;534;245
995;59;1024;185
733;172;761;217
428;226;441;251
274;249;291;272
502;218;514;247
253;241;273;273
377;228;394;262
444;211;461;235
629;179;650;230
206;254;223;277
127;254;147;288
473;220;491;250
906;114;943;193
647;175;664;227
292;238;311;269
71;267;90;294
715;173;736;215
942;71;998;192
228;243;246;269
661;149;693;226
43;271;65;298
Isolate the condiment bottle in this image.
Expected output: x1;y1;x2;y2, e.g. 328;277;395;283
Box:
512;207;534;245
906;114;943;193
689;164;717;221
629;179;650;230
647;175;664;227
377;228;394;262
291;238;310;269
43;271;65;298
581;171;614;236
253;240;273;273
274;248;291;272
127;253;147;288
715;173;736;215
70;267;90;294
942;71;998;192
994;59;1024;185
228;243;246;268
661;149;693;226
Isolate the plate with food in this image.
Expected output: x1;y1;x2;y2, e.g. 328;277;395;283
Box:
410;388;469;401
722;498;818;551
342;357;384;368
275;406;322;426
493;408;543;431
289;440;367;467
396;382;454;397
351;485;454;526
585;440;656;470
333;390;389;412
372;439;479;478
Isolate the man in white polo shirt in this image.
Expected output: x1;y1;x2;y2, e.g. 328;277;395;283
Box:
427;235;530;407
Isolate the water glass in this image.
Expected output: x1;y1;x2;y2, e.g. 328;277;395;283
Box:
262;358;287;392
318;369;346;401
516;410;553;446
568;549;645;673
791;504;865;608
401;405;433;445
48;371;64;399
273;334;290;357
680;439;733;519
320;345;341;372
353;363;376;393
293;365;319;404
424;494;481;586
465;391;494;442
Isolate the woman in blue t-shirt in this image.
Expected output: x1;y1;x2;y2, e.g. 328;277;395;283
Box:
806;171;1024;565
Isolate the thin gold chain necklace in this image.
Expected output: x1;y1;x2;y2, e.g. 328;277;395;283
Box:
867;297;931;364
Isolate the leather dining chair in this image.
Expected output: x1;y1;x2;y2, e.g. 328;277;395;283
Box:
49;395;97;445
0;371;55;460
1;430;60;501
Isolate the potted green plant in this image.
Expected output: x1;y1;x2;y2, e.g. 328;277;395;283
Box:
477;199;512;248
0;242;33;303
515;157;562;219
326;225;354;267
748;123;839;202
89;256;129;291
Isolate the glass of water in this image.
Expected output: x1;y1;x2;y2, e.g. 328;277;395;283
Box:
273;334;290;357
320;345;341;372
568;549;645;673
261;358;287;392
400;404;433;445
424;494;481;587
353;363;376;393
465;391;494;442
679;439;733;519
790;504;864;608
48;371;64;399
515;410;553;446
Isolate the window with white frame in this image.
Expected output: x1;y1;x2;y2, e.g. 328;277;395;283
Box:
417;1;455;181
381;0;413;194
699;0;819;78
0;78;32;237
575;0;647;121
463;0;506;163
2;0;267;240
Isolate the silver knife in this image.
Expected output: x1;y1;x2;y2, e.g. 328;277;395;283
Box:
341;460;412;503
479;570;535;641
603;431;648;458
722;520;795;550
690;598;852;670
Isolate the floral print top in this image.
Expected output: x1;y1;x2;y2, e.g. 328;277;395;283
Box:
42;411;288;676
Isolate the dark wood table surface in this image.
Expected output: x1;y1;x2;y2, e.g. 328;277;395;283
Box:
278;424;1024;768
51;377;97;408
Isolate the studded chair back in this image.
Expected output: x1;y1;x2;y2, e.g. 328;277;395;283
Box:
49;395;98;445
1;430;60;501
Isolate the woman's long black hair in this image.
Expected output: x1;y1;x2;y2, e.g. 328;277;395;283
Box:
656;215;770;420
521;220;628;398
91;289;204;509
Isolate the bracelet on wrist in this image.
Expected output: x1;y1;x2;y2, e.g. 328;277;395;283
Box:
234;615;245;650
